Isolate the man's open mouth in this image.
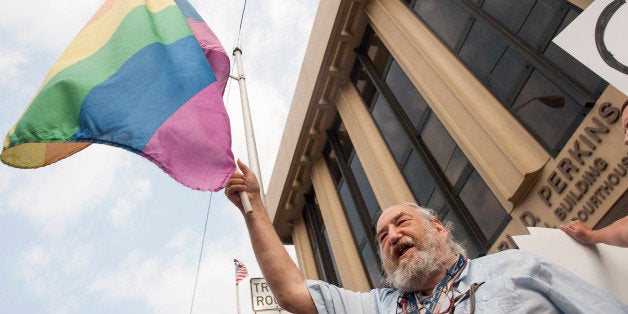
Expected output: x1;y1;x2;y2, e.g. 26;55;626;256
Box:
396;244;413;259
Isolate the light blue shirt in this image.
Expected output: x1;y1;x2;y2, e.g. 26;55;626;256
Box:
307;250;627;313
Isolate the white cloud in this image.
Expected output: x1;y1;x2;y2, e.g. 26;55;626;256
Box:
166;228;198;250
60;242;94;275
20;242;94;283
89;228;258;314
20;246;53;294
108;178;152;227
91;255;196;314
0;167;13;196
17;240;95;314
0;1;101;54
7;145;130;235
0;49;28;87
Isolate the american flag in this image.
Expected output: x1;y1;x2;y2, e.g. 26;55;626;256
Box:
234;259;248;285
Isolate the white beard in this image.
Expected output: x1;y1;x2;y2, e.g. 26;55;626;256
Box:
382;227;452;293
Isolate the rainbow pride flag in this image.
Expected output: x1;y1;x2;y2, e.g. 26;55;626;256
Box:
1;0;235;191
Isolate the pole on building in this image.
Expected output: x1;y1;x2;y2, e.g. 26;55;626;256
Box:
231;46;267;213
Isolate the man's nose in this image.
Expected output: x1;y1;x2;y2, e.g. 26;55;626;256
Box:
388;227;403;244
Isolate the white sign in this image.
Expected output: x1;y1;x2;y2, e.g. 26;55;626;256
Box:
250;277;285;312
553;0;628;96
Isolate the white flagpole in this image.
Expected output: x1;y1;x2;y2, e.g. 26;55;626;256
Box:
235;281;242;314
231;46;267;213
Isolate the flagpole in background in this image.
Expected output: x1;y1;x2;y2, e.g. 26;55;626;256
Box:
234;259;249;314
235;275;242;314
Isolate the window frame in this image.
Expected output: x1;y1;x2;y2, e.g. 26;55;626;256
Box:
407;0;605;155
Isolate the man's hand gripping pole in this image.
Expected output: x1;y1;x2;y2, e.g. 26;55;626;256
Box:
239;190;253;213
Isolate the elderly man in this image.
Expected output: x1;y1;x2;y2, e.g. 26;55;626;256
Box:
226;160;627;313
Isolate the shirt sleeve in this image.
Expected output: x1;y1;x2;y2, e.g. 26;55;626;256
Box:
306;280;396;314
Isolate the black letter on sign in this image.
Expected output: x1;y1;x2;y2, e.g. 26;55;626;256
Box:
596;0;628;74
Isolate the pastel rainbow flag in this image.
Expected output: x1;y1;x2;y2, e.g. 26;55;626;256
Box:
1;0;235;191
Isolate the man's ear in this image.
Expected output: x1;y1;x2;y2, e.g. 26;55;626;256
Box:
432;218;448;238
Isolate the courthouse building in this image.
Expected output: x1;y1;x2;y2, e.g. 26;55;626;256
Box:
265;0;628;290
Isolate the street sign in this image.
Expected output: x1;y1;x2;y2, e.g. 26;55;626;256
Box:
249;277;285;312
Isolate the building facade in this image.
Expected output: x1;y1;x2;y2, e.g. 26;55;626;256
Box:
265;0;628;291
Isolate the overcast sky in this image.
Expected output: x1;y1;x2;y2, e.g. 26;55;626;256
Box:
0;0;318;313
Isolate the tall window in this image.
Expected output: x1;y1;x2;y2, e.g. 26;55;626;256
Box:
407;0;607;155
351;27;510;257
303;191;341;286
324;121;383;287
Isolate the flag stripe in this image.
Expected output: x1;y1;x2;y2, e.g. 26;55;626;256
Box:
9;5;195;146
42;0;176;89
72;36;215;151
0;143;47;168
0;139;91;169
144;83;233;190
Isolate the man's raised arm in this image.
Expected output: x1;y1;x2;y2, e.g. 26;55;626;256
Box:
225;160;318;313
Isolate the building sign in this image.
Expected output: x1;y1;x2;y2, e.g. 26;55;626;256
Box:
250;277;284;312
553;0;628;96
495;99;627;252
530;102;626;226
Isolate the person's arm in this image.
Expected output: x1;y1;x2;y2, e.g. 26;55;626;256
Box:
225;160;317;313
560;216;628;247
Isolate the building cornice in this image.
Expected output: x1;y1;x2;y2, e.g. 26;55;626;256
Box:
266;0;368;241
